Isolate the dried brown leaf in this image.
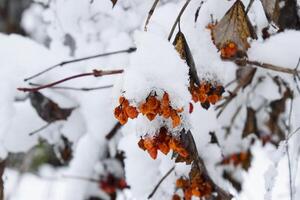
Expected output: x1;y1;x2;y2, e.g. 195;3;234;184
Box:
173;31;200;86
211;0;257;59
29;92;74;123
242;107;258;138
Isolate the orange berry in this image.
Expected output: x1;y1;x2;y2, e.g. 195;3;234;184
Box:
158;142;170;155
198;93;207;103
147;96;160;109
125;106;139;119
114;106;122;118
162;93;170;106
143;138;155;149
118;111;128;125
172;194;181;200
147;147;158;159
192;188;201;197
208;94;219;104
138;138;146;151
146;113;156;121
139;103;148;114
162;107;171;118
119;96;125;104
176;147;189;158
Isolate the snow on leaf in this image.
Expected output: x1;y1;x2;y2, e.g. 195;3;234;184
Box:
211;0;257;59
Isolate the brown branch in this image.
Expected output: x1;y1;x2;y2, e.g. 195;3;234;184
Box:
18;69;124;92
24;47;136;81
148;166;175;199
0;160;4;200
168;0;191;41
105;122;122;140
29;82;113;91
29;123;52;136
235;59;300;75
245;0;255;14
185;131;233;200
144;0;160;31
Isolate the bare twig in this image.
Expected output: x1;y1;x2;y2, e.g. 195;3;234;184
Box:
235;59;300;75
18;69;124;92
148;166;175;199
29;82;113;91
144;0;160;31
245;0;255;14
105;123;122;140
194;0;204;23
24;47;136;81
29;123;52;136
168;0;191;41
0;160;4;200
286;98;294;200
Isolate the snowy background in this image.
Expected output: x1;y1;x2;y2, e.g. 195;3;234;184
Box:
0;0;300;200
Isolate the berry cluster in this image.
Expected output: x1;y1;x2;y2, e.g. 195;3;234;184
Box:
190;82;224;109
138;127;189;160
114;96;138;124
220;151;251;170
174;176;212;200
220;41;238;59
114;93;183;128
99;174;128;195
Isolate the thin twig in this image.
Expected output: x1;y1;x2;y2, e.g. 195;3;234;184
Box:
148;166;175;199
245;0;255;14
144;0;160;31
105;123;122;140
18;69;124;92
194;0;204;23
24;47;136;81
286;98;294;200
29;82;113;91
168;0;191;41
29;123;52;136
236;59;300;75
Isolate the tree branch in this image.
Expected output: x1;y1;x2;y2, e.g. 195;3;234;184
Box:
18;69;124;92
168;0;191;41
144;0;160;31
24;47;135;81
29;82;113;91
148;166;175;199
235;59;300;75
105;122;122;140
185;131;233;200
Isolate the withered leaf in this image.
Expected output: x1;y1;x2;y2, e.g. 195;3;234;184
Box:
55;135;73;163
209;131;220;146
173;30;200;86
242;107;259;138
261;0;300;30
211;0;257;59
266;89;292;140
236;67;257;89
222;171;242;192
29;92;74;123
111;0;118;7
